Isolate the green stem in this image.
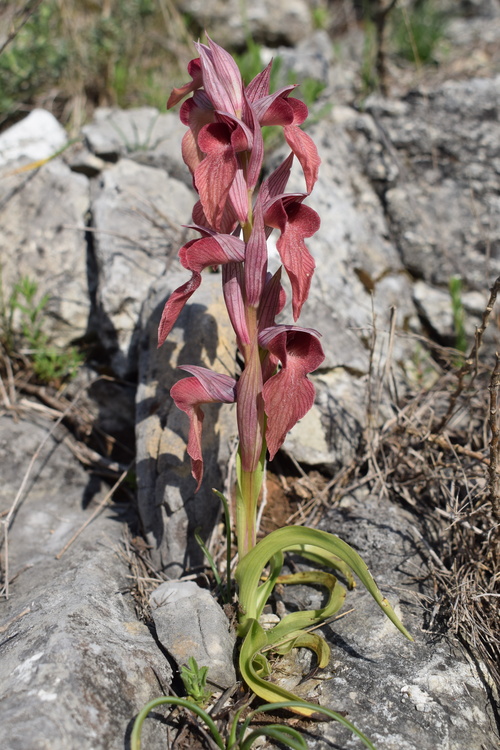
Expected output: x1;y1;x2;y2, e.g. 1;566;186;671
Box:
236;439;266;558
236;458;262;560
131;697;225;750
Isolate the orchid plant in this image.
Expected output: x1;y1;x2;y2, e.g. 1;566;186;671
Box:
133;36;412;748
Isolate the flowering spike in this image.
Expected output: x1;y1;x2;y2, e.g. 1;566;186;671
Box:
164;39;322;543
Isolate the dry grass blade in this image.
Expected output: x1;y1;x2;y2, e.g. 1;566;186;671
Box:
435;274;500;433
488;353;500;522
55;461;134;560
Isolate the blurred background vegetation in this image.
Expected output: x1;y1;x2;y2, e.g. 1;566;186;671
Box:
0;0;456;133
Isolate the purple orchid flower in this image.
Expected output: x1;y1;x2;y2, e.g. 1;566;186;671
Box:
159;36;324;556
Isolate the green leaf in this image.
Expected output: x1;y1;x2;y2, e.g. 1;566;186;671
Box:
239;617;318;714
240;701;377;750
240;725;309;750
236;525;413;641
269;570;346;646
131;696;225;750
236;525;412;725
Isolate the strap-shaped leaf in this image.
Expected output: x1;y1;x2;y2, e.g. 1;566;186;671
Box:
239;618;377;750
239;618;321;716
272;630;330;667
236;525;413;641
268;570;346;646
285;543;356;589
240;725;308;750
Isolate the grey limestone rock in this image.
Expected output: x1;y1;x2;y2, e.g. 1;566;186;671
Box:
82;107;189;184
91;158;195;377
0;157;90;348
0;416;171;750
135;269;237;573
177;0;314;47
278;489;499;749
0;109;67;167
364;76;500;292
150;580;237;689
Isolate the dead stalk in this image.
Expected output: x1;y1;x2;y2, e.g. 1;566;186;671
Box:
488;353;500;522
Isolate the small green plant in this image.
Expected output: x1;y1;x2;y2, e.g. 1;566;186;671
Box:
360;18;379;94
449;275;467;353
0;0;191;129
312;5;329;31
180;657;213;706
392;0;447;66
0;275;83;384
132;696;376;750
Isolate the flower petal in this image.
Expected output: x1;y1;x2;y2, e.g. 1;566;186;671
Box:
171;368;236;490
245;61;273;102
167;58;203;109
180;234;245;272
252;86;297;125
243;94;264;190
195;36;244;115
284;125;320;194
192;199;238;236
195;122;238;230
178;365;237;402
228;168;249;225
244;199;267;307
222;262;250;345
257;268;286;332
236;345;265;472
157;272;202;347
259;153;294;206
265;197;320;320
259;326;325;460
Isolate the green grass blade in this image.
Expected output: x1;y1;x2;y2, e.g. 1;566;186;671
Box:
242;701;377;750
240;725;308;750
194;526;223;593
131;696;225;750
212;488;234;603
